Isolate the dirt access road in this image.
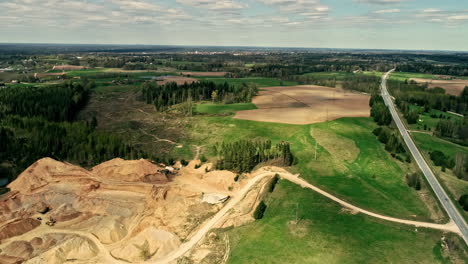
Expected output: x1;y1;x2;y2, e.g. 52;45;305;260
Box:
153;169;460;264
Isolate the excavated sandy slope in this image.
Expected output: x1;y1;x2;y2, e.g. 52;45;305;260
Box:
0;158;245;263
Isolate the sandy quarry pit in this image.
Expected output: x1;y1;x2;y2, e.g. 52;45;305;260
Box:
0;158;268;263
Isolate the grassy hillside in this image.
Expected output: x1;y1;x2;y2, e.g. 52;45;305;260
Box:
187;116;437;220
195;103;257;115
226;180;466;264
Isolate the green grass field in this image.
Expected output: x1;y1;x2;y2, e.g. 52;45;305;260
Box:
187;116;435;220
226;180;465;264
302;71;356;80
412;133;468;218
413;133;468;158
195;102;257;115
408;106;463;132
195;77;298;87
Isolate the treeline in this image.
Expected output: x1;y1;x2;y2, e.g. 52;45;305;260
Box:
141;81;257;111
370;95;411;162
429;150;468;180
341;75;381;93
214;140;294;173
397;63;468;76
395;100;420;124
370;95;392;126
0;82;146;189
0;80;93;121
388;80;468;115
434;118;468;145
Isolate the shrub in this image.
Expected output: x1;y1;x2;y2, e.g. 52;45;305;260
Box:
458;194;468;211
200;155;207;162
267;174;279;192
253;201;267;220
429;151;455;169
406;173;421;191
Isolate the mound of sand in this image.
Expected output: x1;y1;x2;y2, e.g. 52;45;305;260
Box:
111;227;180;262
91;158;168;183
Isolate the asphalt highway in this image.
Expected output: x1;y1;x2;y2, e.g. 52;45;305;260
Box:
380;69;468;245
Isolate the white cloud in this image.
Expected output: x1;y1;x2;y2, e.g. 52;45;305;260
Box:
374;9;400;14
355;0;402;5
176;0;247;11
448;15;468;21
423;8;441;13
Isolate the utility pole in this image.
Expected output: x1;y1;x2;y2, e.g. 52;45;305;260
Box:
314;141;318;160
295;202;299;224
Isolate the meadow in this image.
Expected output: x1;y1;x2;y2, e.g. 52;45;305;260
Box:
226;180;465;264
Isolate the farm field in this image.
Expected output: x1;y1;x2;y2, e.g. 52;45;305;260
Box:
303;71;356;80
181;71;227;76
226;180;466;264
195;77;298;87
234;85;370;125
410;78;468;96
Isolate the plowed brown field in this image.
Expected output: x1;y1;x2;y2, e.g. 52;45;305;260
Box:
410;78;468;96
234;85;370;125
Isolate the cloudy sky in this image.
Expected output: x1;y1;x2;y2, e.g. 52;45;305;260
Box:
1;0;467;51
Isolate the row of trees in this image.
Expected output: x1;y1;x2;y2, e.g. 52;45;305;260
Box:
397;63;468;76
370;95;410;162
141;81;258;111
370;95;392;126
214;140;294;173
388;81;468;116
434;118;468;145
395;100;420;124
390;79;468;145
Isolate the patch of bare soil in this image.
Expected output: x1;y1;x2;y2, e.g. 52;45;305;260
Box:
410;78;468;96
77;87;188;158
287;220;312;238
52;65;85;71
156;76;198;85
180;72;227;77
0;158;245;263
234;85;370;125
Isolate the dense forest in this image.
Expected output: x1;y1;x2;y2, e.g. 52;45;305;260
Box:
0;81;146;192
141;81;258;111
397;63;468;76
214;140;294;173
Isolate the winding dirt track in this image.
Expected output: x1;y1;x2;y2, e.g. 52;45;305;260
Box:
152;171;460;264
